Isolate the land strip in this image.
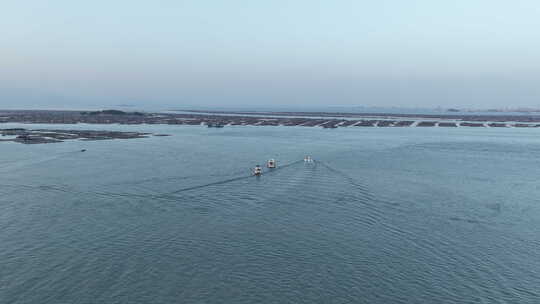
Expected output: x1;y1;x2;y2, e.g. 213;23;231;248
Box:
2;110;540;131
0;127;167;144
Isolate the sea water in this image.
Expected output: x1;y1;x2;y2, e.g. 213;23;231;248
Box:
1;124;539;303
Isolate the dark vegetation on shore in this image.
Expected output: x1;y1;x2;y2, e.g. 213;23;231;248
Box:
0;128;164;144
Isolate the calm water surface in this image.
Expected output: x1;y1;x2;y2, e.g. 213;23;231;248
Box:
1;124;540;303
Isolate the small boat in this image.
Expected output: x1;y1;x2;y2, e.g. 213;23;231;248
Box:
253;165;262;176
304;156;313;162
267;159;276;168
80;149;86;152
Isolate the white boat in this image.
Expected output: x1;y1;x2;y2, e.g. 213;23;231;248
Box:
304;156;313;162
267;159;276;168
253;165;262;175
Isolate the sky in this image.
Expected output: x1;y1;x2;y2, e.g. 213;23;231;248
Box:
1;0;540;109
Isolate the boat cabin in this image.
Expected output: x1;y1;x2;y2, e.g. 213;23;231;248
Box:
253;165;262;175
267;159;276;168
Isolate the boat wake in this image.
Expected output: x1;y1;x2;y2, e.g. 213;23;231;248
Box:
1;158;376;219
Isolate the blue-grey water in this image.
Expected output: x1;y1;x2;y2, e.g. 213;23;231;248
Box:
1;124;540;303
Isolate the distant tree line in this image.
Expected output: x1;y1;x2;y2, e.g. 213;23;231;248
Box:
80;110;144;116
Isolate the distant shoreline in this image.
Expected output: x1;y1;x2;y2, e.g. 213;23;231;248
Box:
0;127;168;145
2;109;540;128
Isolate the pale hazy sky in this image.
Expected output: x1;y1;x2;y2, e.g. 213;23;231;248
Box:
2;1;540;108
